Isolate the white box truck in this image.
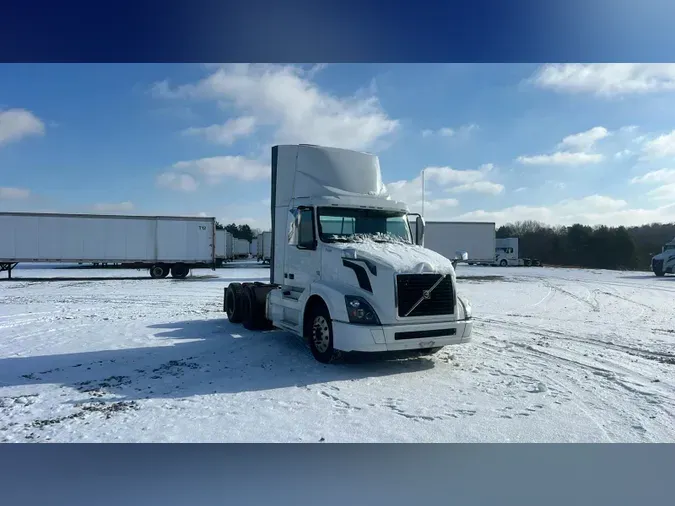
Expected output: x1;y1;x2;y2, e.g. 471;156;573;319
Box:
422;221;495;265
0;212;216;279
651;236;675;276
249;238;259;258
223;144;474;364
256;231;272;264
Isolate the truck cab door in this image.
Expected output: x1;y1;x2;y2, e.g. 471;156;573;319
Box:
285;206;321;293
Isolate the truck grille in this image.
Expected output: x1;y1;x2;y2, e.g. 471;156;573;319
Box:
396;274;454;318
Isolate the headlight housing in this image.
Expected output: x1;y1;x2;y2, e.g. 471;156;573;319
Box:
344;296;381;325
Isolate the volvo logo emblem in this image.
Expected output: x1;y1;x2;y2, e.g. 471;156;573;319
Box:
422;290;431;300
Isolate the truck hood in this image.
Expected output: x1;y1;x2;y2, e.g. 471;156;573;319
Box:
329;240;457;276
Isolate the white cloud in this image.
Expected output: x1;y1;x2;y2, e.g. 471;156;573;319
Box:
642;130;675;158
514;187;527;193
453;195;675;227
94;201;134;213
421;124;478;139
170;156;269;183
156;172;199;192
630;168;675;184
615;149;634;160
517;151;604;166
647;184;675;201
478;163;495;172
530;64;675;97
423;198;459;211
559;126;609;151
0;109;45;147
182;116;256;145
423;166;486;185
446;181;504;195
0;187;31;199
153;64;398;152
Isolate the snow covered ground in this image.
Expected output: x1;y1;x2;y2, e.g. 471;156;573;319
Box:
1;261;674;442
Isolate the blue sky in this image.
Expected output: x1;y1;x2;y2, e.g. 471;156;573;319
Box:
2;63;675;229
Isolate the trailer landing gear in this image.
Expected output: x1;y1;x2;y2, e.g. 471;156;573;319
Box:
1;263;18;279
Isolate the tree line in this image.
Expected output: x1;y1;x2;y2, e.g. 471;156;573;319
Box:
215;222;261;243
496;220;675;271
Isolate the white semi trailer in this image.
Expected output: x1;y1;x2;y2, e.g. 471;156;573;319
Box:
0;212;216;279
223;144;474;363
215;229;235;266
256;231;272;264
233;238;250;259
422;221;496;265
651;236;675;276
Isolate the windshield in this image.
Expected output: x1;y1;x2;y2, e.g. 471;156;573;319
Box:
664;244;675;251
317;207;412;244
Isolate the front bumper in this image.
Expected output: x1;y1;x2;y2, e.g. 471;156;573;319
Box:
332;318;473;353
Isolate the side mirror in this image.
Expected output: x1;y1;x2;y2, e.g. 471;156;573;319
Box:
415;215;425;246
456;250;469;261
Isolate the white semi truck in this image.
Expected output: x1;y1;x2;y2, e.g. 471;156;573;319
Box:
651;236;675;276
223;144;474;363
493;237;540;267
0;212;216;279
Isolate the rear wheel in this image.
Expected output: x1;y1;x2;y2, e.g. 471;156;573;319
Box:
242;284;270;330
225;282;244;323
149;264;169;279
171;263;190;279
307;303;340;364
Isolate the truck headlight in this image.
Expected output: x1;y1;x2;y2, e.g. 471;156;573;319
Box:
344;296;381;325
458;296;472;320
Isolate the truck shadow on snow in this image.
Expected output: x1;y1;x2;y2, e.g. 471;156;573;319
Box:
0;319;436;403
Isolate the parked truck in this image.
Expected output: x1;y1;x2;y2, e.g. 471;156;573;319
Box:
651;236;675;276
421;221;496;265
492;237;540;267
223;144;474;363
256;231;272;264
0;212;216;279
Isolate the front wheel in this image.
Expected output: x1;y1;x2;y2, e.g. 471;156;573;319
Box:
499;259;508;267
308;304;340;364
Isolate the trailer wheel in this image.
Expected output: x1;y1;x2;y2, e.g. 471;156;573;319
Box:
171;263;190;279
307;302;340;364
225;283;244;323
499;259;508;267
150;264;169;279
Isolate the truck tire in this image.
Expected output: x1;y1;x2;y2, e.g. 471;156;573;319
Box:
225;283;245;323
171;263;190;279
242;284;268;331
307;302;340;364
499;259;508;267
150;264;169;279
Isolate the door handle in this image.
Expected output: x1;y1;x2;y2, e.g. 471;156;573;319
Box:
288;273;295;279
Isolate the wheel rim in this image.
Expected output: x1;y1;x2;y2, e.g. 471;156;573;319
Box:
152;266;163;277
312;316;330;354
